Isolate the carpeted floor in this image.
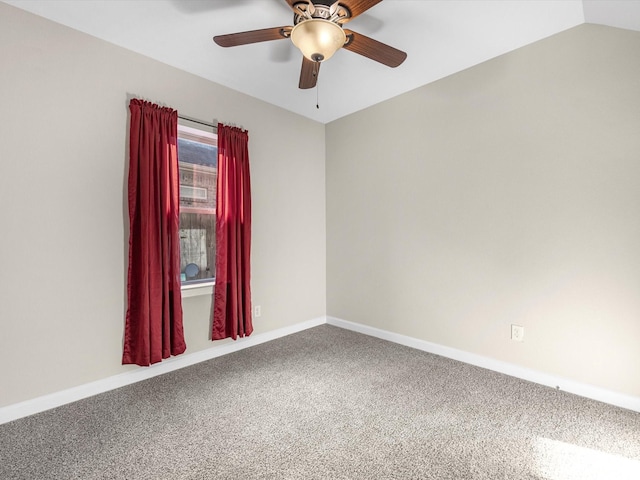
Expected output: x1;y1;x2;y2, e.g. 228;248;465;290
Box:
1;324;639;479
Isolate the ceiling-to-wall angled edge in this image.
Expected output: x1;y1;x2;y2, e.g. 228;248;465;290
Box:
3;0;639;123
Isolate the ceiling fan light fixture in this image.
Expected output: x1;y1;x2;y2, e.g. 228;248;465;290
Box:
291;18;346;63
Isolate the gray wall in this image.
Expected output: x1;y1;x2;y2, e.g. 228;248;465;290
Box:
0;3;326;408
326;25;640;398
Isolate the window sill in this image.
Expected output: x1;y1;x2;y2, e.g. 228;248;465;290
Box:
181;281;214;298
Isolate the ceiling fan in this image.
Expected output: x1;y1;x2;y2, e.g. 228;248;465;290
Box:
213;0;407;89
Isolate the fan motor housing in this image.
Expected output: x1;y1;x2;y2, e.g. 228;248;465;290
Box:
292;1;351;25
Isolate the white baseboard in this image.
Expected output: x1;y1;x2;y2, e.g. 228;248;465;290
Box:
0;316;326;425
3;314;638;425
327;316;640;413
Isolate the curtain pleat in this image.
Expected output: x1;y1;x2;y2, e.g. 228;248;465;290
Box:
212;123;252;340
123;99;186;366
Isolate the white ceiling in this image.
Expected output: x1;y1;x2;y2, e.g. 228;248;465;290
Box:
4;0;640;123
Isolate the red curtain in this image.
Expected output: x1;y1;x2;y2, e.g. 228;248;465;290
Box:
123;99;186;366
212;123;253;340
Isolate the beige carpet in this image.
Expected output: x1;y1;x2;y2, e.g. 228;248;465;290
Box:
1;324;639;479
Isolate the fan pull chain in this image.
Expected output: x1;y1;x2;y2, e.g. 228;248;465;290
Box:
315;63;320;109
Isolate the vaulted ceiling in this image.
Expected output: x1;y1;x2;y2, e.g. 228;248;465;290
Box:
4;0;640;123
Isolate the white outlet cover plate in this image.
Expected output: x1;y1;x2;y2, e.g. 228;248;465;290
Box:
511;324;525;342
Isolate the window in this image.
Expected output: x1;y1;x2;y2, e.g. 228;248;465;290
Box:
177;123;217;286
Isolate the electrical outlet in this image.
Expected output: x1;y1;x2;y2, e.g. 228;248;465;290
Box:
254;305;261;318
511;324;524;342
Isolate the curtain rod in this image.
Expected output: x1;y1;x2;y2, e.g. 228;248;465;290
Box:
178;115;217;131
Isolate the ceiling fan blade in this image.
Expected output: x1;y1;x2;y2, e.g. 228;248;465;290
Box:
214;26;292;47
342;29;406;67
299;57;320;89
339;0;382;20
